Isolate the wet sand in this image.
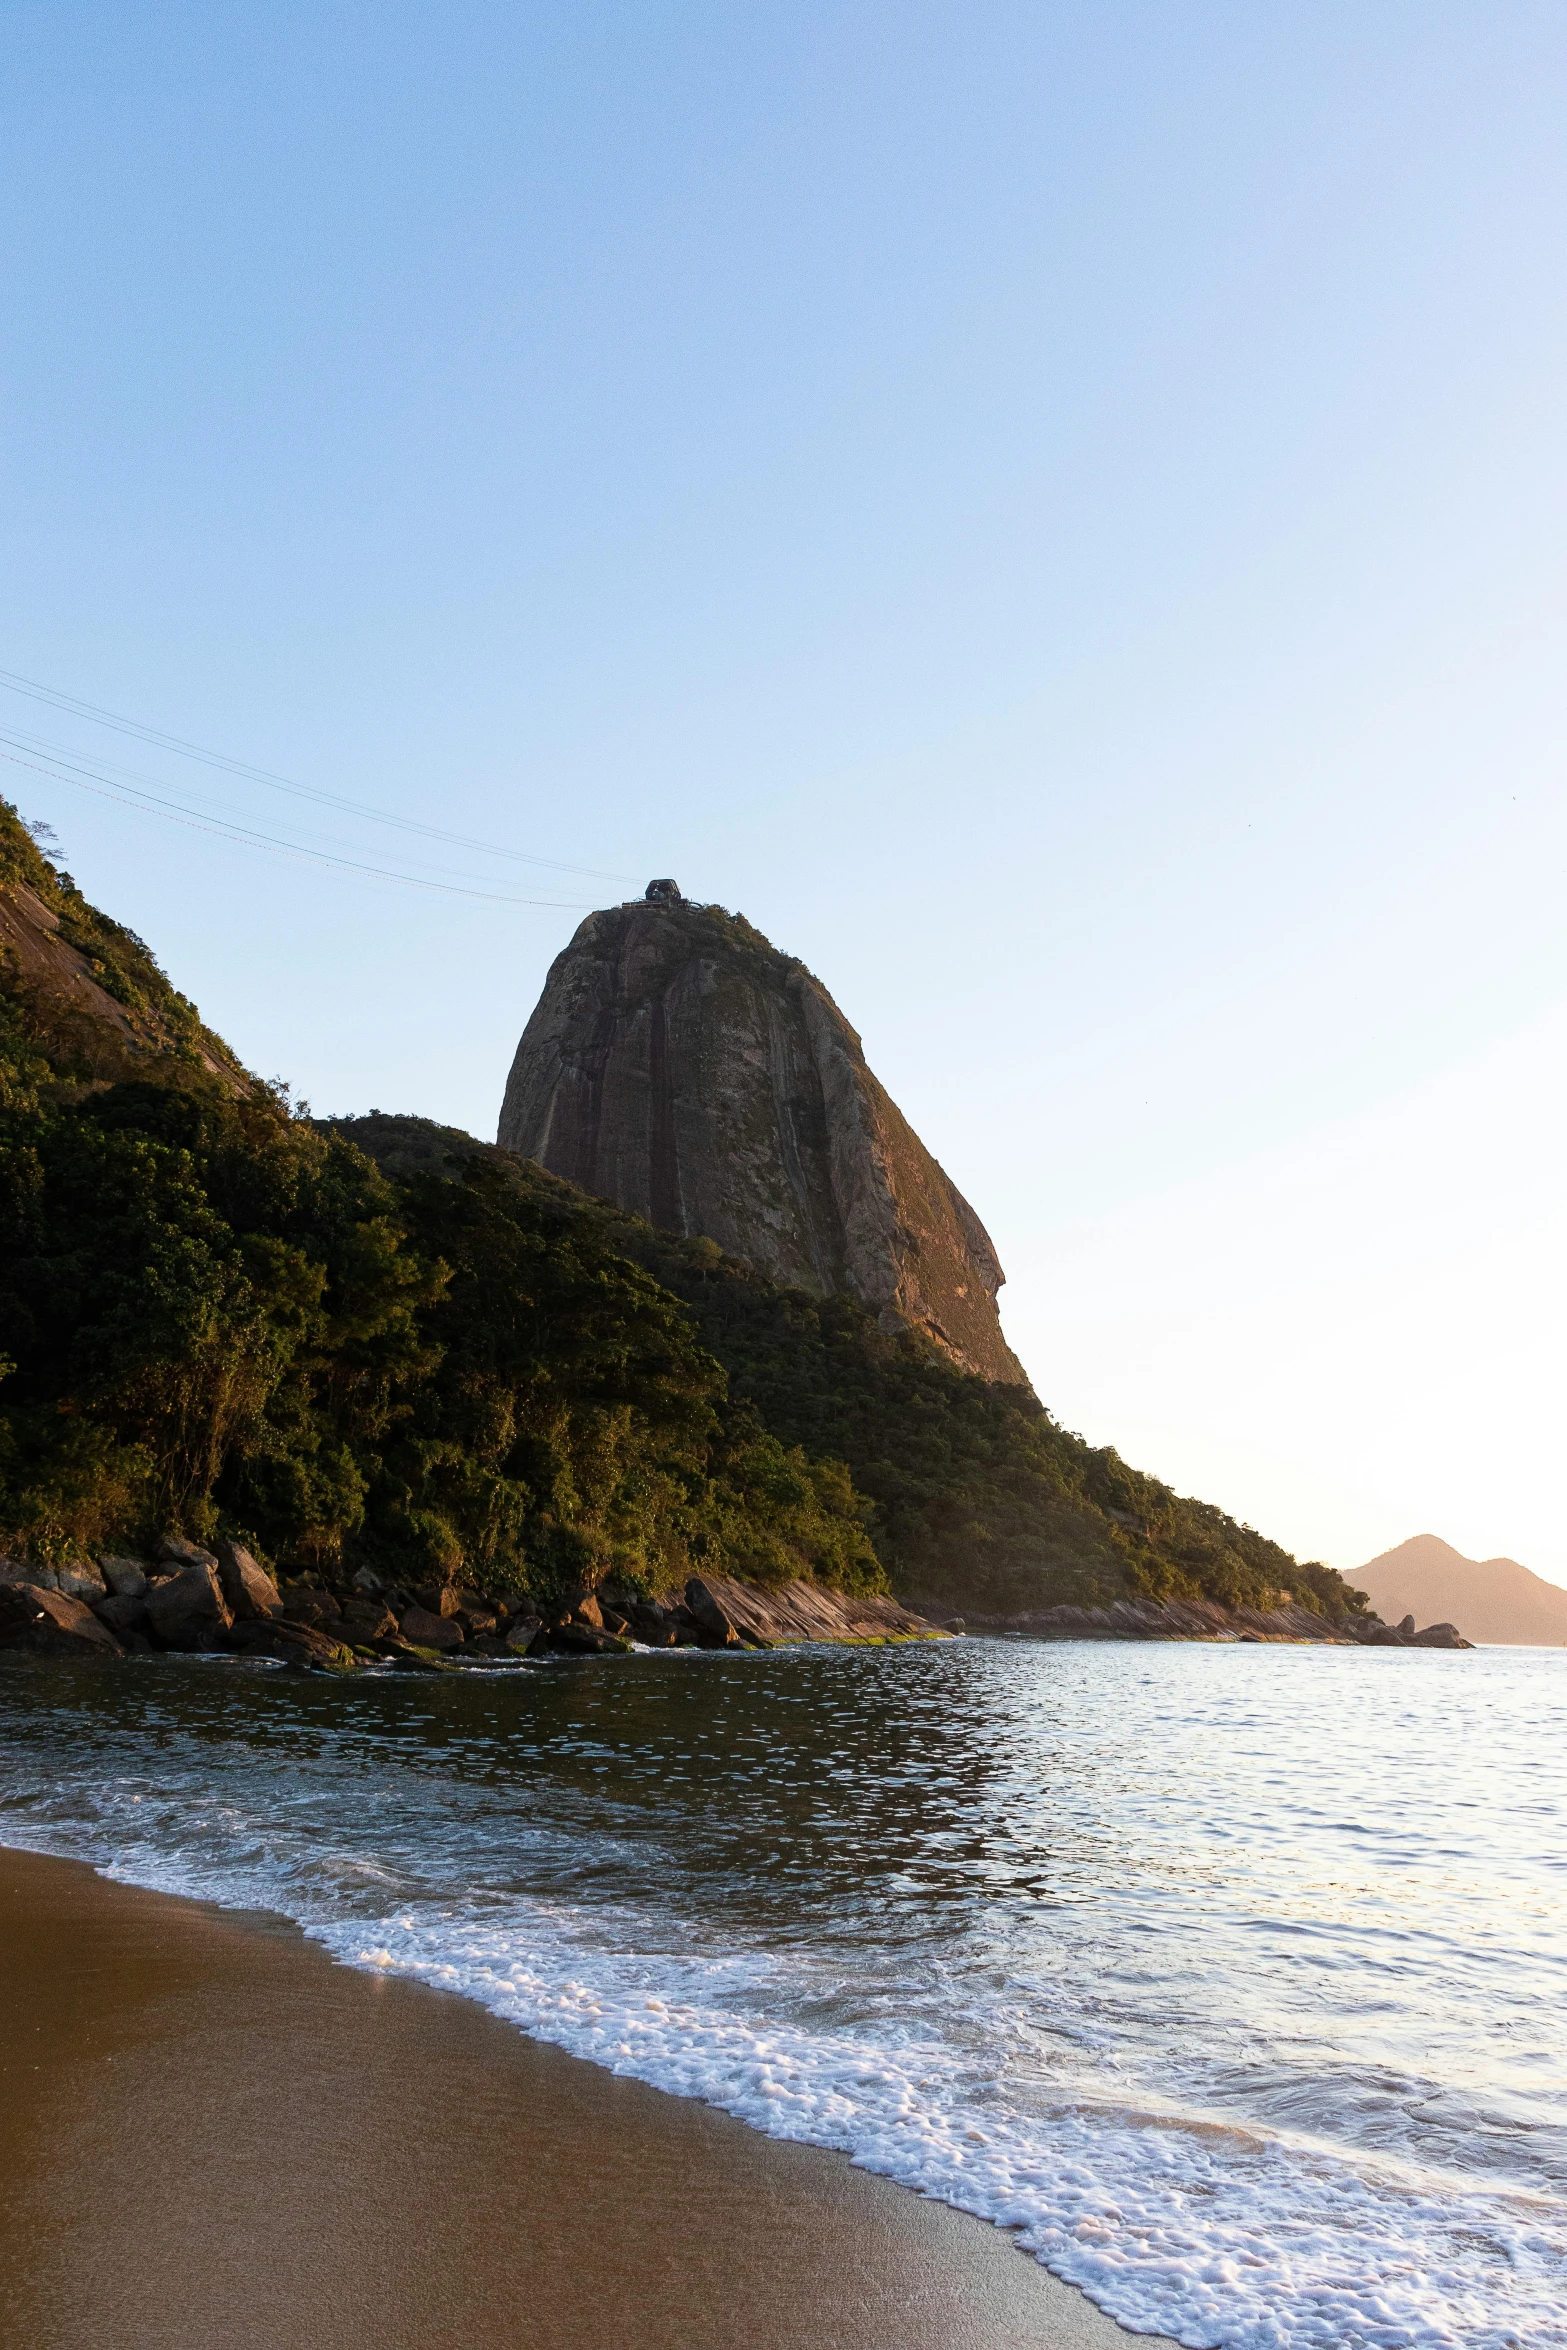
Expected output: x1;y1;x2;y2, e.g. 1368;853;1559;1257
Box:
0;1845;1168;2350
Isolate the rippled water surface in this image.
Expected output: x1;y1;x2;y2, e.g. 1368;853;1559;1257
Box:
2;1637;1563;2347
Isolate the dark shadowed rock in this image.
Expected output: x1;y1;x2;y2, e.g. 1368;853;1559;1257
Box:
0;1583;123;1657
96;1591;150;1637
1413;1621;1472;1649
503;1615;544;1654
684;1576;743;1645
497;895;1029;1386
399;1604;464;1650
214;1541;282;1621
52;1560;108;1604
340;1598;398;1642
413;1585;463;1620
157;1536;219;1570
145;1562;234;1650
279;1585;342;1627
100;1557;150;1599
225;1619;355;1669
626;1599;678;1646
547;1621;633;1655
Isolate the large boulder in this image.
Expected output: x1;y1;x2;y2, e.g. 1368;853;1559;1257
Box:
213;1540;282;1621
413;1584;463;1620
1413;1621;1472;1649
278;1584;341;1628
399;1603;464;1650
684;1576;743;1646
0;1583;123;1657
453;1592;499;1636
157;1535;220;1570
547;1620;633;1654
145;1561;234;1650
100;1557;150;1599
226;1619;356;1669
53;1560;108;1604
96;1591;150;1637
0;1558;106;1602
339;1598;398;1642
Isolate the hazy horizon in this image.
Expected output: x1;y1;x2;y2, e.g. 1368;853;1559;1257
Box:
6;3;1564;1583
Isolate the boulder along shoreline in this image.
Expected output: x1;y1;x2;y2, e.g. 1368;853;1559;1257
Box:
0;1543;1469;1669
0;1544;947;1671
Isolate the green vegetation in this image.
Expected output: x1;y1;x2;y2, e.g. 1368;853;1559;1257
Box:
0;803;247;1089
0;796;1368;1624
338;1115;1368;1625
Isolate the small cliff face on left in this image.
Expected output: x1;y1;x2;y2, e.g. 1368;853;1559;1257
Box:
0;808;248;1094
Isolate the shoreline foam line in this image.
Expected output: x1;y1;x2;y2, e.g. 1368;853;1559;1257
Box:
1;1841;1156;2350
1;1829;1561;2350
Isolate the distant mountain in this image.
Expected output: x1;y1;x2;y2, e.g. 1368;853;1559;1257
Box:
1348;1535;1567;1646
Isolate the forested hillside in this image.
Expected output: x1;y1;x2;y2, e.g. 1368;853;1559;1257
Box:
337;1113;1369;1626
1;796;1370;1626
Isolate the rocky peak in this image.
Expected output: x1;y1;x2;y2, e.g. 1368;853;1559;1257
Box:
497;892;1029;1387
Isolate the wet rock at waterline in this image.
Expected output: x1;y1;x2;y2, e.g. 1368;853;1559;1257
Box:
145;1561;234;1650
0;1582;124;1657
0;1547;1473;1676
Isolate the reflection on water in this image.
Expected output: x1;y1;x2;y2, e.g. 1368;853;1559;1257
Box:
2;1638;1564;2346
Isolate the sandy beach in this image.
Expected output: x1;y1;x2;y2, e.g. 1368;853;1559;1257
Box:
0;1844;1166;2350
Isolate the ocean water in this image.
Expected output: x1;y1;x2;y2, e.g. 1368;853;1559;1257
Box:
1;1637;1563;2348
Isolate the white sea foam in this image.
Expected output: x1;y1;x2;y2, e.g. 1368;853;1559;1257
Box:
10;1824;1559;2350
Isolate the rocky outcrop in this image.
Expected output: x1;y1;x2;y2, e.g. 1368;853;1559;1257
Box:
399;1603;464;1651
497;890;1028;1386
145;1555;233;1649
960;1595;1473;1646
214;1542;283;1621
0;858;249;1093
669;1573;938;1648
0;1581;123;1656
0;1542;1472;1666
0;1544;947;1671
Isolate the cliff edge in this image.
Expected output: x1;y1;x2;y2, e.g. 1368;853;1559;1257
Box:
497;888;1028;1386
0;802;248;1096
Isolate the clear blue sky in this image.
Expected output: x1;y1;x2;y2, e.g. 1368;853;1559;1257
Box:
5;3;1565;1582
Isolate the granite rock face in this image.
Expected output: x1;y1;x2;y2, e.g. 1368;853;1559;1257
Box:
497;894;1028;1386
